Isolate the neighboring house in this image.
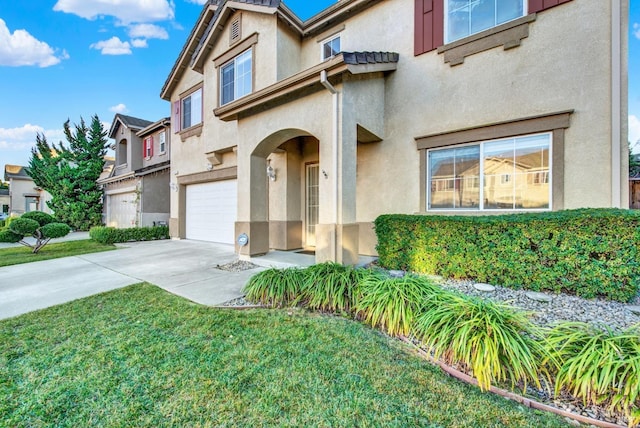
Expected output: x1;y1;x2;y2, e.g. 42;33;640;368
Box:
98;114;171;228
160;0;628;264
0;188;9;216
3;165;53;216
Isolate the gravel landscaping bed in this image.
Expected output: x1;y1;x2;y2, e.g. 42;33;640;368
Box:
436;277;640;332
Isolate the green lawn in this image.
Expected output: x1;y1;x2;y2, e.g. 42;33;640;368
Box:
0;239;116;267
0;284;571;427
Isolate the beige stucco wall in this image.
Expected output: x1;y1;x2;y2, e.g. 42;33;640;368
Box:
9;178;53;216
165;0;627;257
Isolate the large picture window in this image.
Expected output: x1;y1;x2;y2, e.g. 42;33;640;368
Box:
181;88;202;130
446;0;525;43
428;133;550;210
220;49;252;105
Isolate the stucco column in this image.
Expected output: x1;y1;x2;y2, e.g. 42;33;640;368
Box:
316;86;359;265
235;153;269;256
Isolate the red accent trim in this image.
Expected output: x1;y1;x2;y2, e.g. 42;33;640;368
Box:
414;0;444;56
529;0;572;14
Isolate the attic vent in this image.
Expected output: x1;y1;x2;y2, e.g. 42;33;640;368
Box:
230;16;241;45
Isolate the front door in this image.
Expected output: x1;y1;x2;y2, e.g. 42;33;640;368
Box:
305;163;319;247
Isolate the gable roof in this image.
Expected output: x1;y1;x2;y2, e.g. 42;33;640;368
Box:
108;114;154;139
4;165;30;181
160;0;383;101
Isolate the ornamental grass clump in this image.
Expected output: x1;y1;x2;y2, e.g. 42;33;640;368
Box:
354;272;443;337
412;294;548;392
543;322;640;426
243;267;306;307
296;262;363;313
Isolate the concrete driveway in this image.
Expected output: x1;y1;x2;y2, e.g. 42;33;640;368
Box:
0;239;272;320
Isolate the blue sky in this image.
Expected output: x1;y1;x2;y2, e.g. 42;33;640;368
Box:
0;0;638;177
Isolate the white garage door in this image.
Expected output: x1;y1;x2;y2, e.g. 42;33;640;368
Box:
186;180;237;244
107;192;137;228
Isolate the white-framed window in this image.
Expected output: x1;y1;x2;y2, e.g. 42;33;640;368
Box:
446;0;525;43
159;131;166;154
181;88;202;130
427;133;551;211
321;34;341;60
220;49;252;105
143;136;153;159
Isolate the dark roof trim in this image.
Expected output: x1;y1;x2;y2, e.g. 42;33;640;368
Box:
109;114;153;139
136;117;171;137
214;51;398;121
135;160;171;176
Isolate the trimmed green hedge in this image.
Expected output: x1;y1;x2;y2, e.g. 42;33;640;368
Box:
89;226;169;244
374;209;640;302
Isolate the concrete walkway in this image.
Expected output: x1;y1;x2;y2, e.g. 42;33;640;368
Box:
0;239;315;321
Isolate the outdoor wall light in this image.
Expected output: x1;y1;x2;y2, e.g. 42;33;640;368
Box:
266;165;276;181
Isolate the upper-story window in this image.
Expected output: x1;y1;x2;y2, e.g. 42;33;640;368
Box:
321;35;341;60
143;136;154;159
446;0;525;43
159;131;166;154
181;88;202;130
220;49;252;105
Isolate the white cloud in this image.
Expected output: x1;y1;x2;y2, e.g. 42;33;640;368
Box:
629;115;640;152
109;103;128;114
90;37;132;55
633;23;640;40
128;23;168;40
0;19;68;67
185;0;207;4
131;39;148;48
53;0;175;25
0;124;65;152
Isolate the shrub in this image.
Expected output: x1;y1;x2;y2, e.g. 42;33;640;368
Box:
0;229;21;243
543;322;640;426
0;211;71;253
374;209;640;302
412;294;549;392
243;267;306;307
296;262;363;313
41;223;72;239
89;226;169;244
21;211;55;227
354;272;442;337
9;218;40;235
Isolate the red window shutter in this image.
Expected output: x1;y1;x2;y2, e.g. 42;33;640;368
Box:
173;100;180;133
415;0;444;56
529;0;572;14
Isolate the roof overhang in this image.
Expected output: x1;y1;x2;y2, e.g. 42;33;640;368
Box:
161;0;385;101
136;118;171;137
213;52;398;122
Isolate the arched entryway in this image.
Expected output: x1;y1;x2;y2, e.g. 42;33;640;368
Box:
235;128;320;256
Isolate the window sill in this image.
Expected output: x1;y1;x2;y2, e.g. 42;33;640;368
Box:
179;124;203;141
437;14;536;66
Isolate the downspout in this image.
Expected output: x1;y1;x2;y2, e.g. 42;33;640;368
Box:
320;70;340;260
611;0;622;207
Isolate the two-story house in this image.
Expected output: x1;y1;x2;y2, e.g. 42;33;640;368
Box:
4;165;53;216
160;0;628;264
98;114;171;228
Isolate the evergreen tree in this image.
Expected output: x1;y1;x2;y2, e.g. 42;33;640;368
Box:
27;115;107;230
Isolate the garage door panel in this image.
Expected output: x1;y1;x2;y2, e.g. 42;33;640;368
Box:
107;192;137;228
186;180;237;244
